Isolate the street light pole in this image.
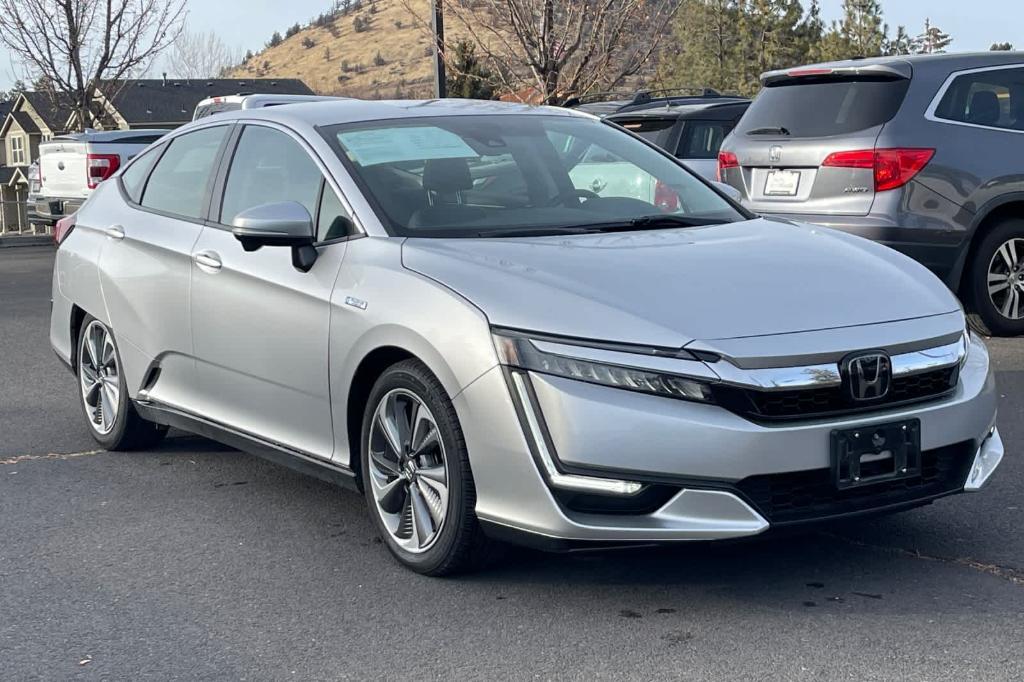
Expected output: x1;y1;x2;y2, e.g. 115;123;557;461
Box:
432;0;446;98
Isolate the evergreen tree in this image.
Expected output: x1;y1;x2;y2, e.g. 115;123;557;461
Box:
913;18;952;54
657;0;743;95
990;42;1014;51
795;0;826;63
817;0;886;61
883;25;914;55
447;40;497;100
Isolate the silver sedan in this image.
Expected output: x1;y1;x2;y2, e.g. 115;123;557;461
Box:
50;99;1003;575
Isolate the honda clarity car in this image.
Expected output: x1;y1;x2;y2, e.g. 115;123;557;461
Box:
51;99;1003;575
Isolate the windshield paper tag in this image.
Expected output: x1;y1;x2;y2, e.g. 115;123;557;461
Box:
338;127;477;166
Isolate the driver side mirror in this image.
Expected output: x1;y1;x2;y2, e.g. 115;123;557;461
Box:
231;201;318;272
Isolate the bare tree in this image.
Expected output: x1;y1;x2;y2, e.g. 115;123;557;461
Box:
0;0;187;131
403;0;677;104
167;27;241;80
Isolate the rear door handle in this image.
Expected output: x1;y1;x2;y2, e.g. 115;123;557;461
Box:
104;225;125;240
193;250;222;272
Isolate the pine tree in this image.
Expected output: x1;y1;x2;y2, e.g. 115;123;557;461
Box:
817;0;886;61
990;42;1014;51
795;0;826;63
447;40;497;100
658;0;743;95
736;0;804;94
913;18;953;54
883;25;914;55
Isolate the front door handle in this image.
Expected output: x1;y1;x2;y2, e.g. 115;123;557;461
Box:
104;224;125;240
193;250;222;272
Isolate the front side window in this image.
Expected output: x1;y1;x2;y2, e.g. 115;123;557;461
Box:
220;125;323;225
10;135;25;165
323;114;744;238
934;67;1024;130
140;126;228;220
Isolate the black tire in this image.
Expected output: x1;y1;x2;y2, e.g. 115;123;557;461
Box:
966;218;1024;337
76;314;168;451
360;359;493;576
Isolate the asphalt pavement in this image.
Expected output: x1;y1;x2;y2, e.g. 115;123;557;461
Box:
2;246;1023;680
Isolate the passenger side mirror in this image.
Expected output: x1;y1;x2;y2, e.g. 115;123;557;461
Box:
230;201;319;272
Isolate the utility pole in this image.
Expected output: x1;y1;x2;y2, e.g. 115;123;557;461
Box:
432;0;446;98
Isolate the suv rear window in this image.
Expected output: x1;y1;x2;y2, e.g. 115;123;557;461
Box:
614;118;676;147
738;78;910;138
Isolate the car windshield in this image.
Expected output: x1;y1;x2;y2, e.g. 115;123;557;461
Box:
321;114;745;238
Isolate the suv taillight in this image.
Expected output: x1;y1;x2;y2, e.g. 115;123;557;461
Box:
86;153;121;189
716;151;739;182
54;213;77;246
822;148;934;192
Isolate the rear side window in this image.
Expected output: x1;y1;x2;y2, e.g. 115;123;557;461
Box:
614;118;676;147
220;125;323;224
141;126;228;220
739;78;910;138
934;67;1024;130
677;120;733;159
120;145;163;203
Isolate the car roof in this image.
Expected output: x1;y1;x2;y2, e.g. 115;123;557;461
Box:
48;129;168;143
199;98;591;128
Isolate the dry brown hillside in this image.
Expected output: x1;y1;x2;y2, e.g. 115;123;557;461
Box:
228;0;481;98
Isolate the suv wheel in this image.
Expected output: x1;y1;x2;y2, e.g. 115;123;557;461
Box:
967;218;1024;337
77;315;168;450
360;359;492;575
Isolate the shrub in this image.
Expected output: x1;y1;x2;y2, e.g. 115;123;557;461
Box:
266;31;283;48
301;36;316;49
373;51;386;66
285;23;302;39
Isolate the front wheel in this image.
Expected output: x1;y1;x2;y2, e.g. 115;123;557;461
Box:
360;359;492;575
77;315;168;450
967;218;1024;337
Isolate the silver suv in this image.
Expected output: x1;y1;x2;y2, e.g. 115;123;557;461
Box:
718;52;1024;336
51;99;1002;575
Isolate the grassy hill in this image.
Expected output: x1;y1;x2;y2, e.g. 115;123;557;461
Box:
229;0;474;98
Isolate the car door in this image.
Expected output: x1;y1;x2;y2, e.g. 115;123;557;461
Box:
97;124;231;408
188;122;355;459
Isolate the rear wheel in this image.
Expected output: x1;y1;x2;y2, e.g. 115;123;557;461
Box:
77;315;168;450
967;218;1024;337
360;359;492;575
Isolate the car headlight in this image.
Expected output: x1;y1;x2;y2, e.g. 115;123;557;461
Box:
492;329;715;403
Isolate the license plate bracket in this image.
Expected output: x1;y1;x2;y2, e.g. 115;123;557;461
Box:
764;169;800;196
830;419;921;490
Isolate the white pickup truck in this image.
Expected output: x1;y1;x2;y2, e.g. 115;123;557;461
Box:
35;129;166;223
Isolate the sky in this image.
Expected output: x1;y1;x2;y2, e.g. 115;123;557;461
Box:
1;0;1023;92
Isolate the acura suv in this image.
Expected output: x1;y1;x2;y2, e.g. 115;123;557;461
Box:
718;52;1024;337
51;99;1002;575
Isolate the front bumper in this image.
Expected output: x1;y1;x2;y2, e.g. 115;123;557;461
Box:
456;333;1000;546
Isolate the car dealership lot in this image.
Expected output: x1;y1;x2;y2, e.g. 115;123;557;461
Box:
3;246;1024;680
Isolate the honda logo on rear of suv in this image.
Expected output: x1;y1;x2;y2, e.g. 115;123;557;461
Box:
768;145;782;164
843;352;892;402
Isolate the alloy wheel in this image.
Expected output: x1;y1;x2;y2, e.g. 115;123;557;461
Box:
987;237;1024;320
367;389;449;554
79;320;121;435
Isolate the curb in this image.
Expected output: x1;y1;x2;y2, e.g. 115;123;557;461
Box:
0;235;54;249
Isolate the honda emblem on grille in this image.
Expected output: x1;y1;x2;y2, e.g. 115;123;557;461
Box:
768;145;782;164
843;352;892;402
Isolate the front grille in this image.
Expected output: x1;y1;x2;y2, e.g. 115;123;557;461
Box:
714;366;958;422
734;440;974;525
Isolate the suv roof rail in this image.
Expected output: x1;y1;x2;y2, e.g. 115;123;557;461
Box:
564;86;741;113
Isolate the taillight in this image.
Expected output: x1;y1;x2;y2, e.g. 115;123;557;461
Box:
654;180;679;212
716;151;739;181
86;153;121;189
54;213;77;246
822;148;934;192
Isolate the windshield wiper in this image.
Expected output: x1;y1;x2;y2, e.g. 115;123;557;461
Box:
477;226;597;238
747;125;791;136
477;215;726;238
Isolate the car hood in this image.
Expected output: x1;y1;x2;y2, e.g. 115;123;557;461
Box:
401;218;961;348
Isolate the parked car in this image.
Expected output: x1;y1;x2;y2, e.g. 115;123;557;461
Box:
567;90;750;181
718;52;1024;336
192;93;345;120
51;99;1001;575
35;129;167;223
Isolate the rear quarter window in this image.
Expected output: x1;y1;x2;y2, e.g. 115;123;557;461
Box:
120;145;164;203
933;66;1024;130
739;78;910;138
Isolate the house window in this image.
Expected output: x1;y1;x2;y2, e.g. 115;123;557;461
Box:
9;135;26;165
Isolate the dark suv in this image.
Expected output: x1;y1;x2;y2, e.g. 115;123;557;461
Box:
568;90;751;180
718;52;1024;336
